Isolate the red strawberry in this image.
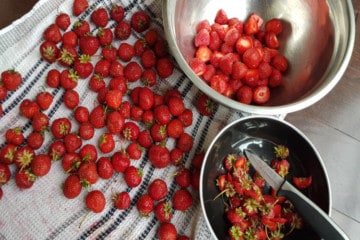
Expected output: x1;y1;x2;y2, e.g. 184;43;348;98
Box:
148;144;170;168
110;4;125;22
141;68;157;86
145;30;158;47
51;117;72;139
95;59;111;77
15;170;36;189
157;223;177;240
97;27;113;46
106;111;125;134
150;123;167;142
122;121;140;141
138;87;154;111
73;0;88;16
63;89;80;109
97;156;114;179
63;174;82;199
0;144;17;165
115;20;131;40
170;148;183;166
265;18;283;35
111;150;130;173
19;99;40;119
105;89;123;109
74;106;89;124
175;168;191;188
167;119;184;139
78;162;99;187
109;61;125;78
244;13;263;35
130;106;143;121
43;24;62;43
127;142;142;160
48;140;66;161
91;8;109;27
1;69;22;91
154;38;169;58
156;57;174;78
155;200;173;223
0;82;7;100
40;41;59;63
89;74;106;92
113;191;131;210
124;165;142;187
167;97;185;117
178;109;193;127
5;127;24;146
148;178;168;201
55;13;71;31
176;132;193;153
253;85;270;104
98;133;115;153
74;54;94;79
46;69;61;88
172;188;193;211
154;105;171;125
118;42;135;62
194;28;210;47
138;129;153;149
73;20;90;36
89;104;107;129
197;93;214;116
131;11;150;33
31;154;51;177
27;132;44;150
59;45;78;67
134;39;147;57
0;163;11;186
36;91;53;110
63;31;78;47
214;9;228;24
124;61;142;82
236;85;253;104
86;190;106;213
61;152;81;173
64;132;82;153
79;122;95;140
136;194;154;216
79;35;100;56
79;144;98;162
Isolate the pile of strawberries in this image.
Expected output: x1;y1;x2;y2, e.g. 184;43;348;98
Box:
0;0;208;239
189;9;289;105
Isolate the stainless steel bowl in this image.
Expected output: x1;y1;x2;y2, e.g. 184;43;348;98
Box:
162;0;355;115
199;116;331;239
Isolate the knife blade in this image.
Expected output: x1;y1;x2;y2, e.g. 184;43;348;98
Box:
244;150;349;240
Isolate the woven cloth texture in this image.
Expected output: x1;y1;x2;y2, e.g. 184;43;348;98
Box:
0;0;250;239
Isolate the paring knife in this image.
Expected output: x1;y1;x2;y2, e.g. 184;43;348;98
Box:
244;150;349;240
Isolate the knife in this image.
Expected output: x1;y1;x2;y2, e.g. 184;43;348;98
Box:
244;150;349;240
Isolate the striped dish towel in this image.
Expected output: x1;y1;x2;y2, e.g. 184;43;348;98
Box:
0;0;248;239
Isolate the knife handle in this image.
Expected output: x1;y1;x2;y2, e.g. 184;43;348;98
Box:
280;181;350;240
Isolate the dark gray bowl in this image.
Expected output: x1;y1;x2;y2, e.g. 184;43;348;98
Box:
199;116;331;239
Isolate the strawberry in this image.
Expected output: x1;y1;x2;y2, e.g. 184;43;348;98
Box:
109;61;125;78
36;91;53;110
175;168;191;188
1;69;22;91
134;39;147;57
111;150;130;173
141;68;157;86
79;144;98;162
118;42;135;62
63;31;78;47
63;174;82;199
105;89;123;110
48;140;66;161
0;163;11;186
74;106;89;124
79;122;95;140
86;190;106;213
197;93;214;116
113;191;131;210
124;165;142;188
89;104;107;129
115;20;131;40
265;18;283;35
51;117;72;139
64;132;82;153
194;28;210;47
39;41;59;63
178;109;193;127
27;132;44;150
148;144;170;168
138;87;154;111
189;58;206;76
136;194;154;216
155;200;173;223
154;39;169;58
122;121;140;141
215;9;228;24
98;133;115;153
167;119;184;139
0;144;17;164
243;47;262;69
19;99;40;119
79;35;100;56
89;74;106;92
73;20;90;37
55;13;71;31
127;142;142;160
176;132;193;153
78;162;99;187
236;85;253;104
172;188;193;211
264;31;279;49
150;123;168;142
131;11;150;33
137;130;153;149
97;27;113;46
95;59;111;77
91;8;109;27
46;69;60;88
106;111;125;134
170;148;183;166
110;4;124;22
15;170;36;189
271;54;288;72
124;61;142;82
253;85;270;104
156;57;174;78
0;82;7;100
31;154;51;177
43;23;62;43
244;13;263;35
59;45;78;67
157;223;177;240
73;0;88;16
144;29;158;46
74;54;94;79
63;89;80;109
5;127;24;146
61;152;81;173
97;156;114;179
148;178;168;201
154;105;171;125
